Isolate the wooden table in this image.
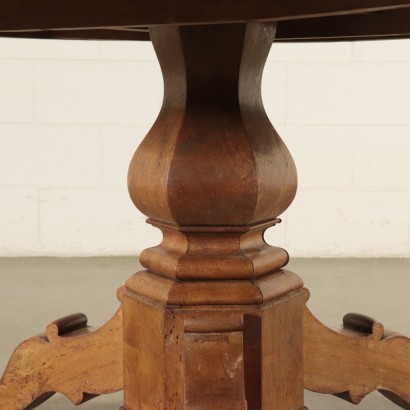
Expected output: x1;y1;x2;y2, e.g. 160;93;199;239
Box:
1;2;410;409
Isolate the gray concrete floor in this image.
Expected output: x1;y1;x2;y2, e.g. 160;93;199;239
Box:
1;257;409;409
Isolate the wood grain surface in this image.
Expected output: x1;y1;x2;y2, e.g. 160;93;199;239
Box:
1;0;408;406
124;22;305;409
304;288;410;409
0;289;124;410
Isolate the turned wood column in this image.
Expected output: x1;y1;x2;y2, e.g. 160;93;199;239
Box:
124;22;305;410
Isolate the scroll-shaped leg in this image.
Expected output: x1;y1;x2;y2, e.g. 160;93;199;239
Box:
0;288;124;410
304;289;410;409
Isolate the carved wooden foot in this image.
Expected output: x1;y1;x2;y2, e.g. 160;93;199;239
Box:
5;286;410;409
304;289;410;409
0;288;124;410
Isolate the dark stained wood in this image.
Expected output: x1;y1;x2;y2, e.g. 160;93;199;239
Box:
1;7;410;42
276;8;410;41
123;22;305;409
0;28;150;41
0;0;409;32
1;7;410;43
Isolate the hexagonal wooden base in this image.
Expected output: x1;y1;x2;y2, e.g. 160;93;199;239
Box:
122;277;305;410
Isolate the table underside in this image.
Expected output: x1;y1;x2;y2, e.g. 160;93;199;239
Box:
0;4;409;42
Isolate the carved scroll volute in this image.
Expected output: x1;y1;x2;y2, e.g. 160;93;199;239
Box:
128;22;297;226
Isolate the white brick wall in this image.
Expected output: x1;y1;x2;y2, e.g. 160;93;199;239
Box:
0;38;409;257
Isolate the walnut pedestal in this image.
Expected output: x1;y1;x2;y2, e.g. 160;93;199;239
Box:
123;23;305;410
1;3;410;409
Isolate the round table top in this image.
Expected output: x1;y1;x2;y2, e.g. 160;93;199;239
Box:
0;0;409;42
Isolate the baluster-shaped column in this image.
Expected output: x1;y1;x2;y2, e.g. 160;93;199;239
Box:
123;22;306;410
